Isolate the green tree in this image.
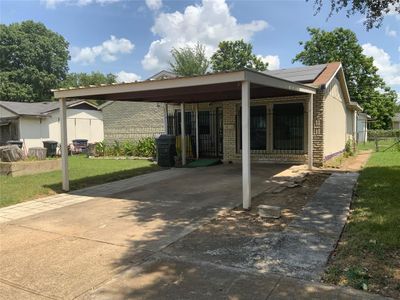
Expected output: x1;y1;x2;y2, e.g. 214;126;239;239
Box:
169;43;209;76
0;21;69;102
363;87;398;129
211;40;267;72
309;0;399;30
60;72;117;88
293;27;397;129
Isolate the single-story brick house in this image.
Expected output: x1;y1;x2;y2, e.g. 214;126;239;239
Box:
0;100;103;151
53;62;362;207
100;63;362;166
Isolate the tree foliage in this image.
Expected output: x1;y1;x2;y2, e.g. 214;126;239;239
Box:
363;87;398;129
293;27;397;129
211;40;267;72
309;0;399;30
60;72;116;88
169;43;209;76
0;21;69;102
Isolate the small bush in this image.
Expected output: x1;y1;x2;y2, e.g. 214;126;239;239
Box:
94;138;156;157
122;141;136;156
344;139;354;157
135;137;156;157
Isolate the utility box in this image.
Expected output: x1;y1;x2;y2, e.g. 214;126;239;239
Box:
156;135;176;167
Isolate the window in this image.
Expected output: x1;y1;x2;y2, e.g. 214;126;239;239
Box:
273;103;304;151
175;111;192;135
198;111;210;135
238;106;267;150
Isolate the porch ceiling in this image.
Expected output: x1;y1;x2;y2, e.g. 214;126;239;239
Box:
53;69;316;103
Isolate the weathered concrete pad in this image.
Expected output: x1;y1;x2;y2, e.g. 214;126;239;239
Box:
84;256;281;300
0;224;152;299
164;172;360;281
0;281;49;300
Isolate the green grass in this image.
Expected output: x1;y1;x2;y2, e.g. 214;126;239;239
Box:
357;138;399;152
0;156;160;208
324;151;400;298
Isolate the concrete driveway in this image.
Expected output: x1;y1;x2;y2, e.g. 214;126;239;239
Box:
0;164;289;299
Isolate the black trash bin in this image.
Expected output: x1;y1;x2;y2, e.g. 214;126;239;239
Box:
156;135;176;167
6;140;23;149
43;140;58;157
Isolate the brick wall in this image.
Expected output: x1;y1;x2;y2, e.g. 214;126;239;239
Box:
102;101;165;142
222;94;326;166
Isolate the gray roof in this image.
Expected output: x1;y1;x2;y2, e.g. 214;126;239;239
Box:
264;64;327;83
146;65;328;84
0;100;86;117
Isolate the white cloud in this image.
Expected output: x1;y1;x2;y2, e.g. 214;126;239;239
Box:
71;36;134;65
41;0;119;9
257;55;280;70
385;26;397;37
145;0;162;11
141;0;268;71
362;43;400;86
115;71;142;83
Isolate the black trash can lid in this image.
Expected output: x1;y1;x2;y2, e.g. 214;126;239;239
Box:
43;140;58;144
73;139;88;142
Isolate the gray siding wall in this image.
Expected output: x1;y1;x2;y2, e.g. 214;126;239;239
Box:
102;101;165;142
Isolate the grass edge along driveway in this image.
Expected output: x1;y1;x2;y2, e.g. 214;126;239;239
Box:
0;156;160;208
323;151;400;299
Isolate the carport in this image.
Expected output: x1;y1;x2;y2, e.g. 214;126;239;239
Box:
53;69;316;209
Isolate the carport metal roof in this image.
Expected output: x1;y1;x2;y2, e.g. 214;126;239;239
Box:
53;69;317;210
53;69;316;103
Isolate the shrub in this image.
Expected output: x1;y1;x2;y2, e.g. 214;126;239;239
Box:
135;137;156;157
122;141;136;156
344;139;354;157
95;141;106;156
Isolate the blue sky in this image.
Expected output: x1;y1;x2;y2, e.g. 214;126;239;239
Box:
1;0;399;96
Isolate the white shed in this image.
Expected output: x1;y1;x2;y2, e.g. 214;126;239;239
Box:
0;100;104;152
356;112;370;143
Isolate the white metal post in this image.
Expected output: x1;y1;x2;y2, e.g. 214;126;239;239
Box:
180;102;186;165
242;81;251;209
60;98;69;191
308;94;314;170
164;104;168;134
195;103;199;159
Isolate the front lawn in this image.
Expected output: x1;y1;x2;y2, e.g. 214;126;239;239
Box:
0;156;160;208
323;151;400;298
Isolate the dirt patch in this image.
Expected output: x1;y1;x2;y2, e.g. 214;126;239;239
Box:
324;150;372;172
221;172;331;235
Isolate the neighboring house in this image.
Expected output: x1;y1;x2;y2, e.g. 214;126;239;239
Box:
0;100;104;151
392;113;400;129
101;70;176;142
356;112;370;143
